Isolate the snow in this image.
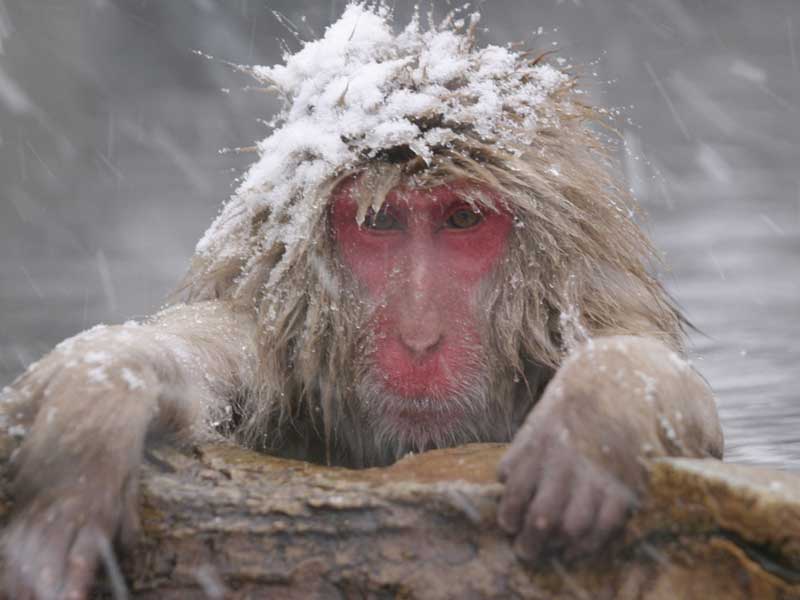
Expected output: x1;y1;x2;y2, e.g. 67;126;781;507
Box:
667;352;689;372
84;351;110;365
729;59;766;85
0;65;34;115
196;2;569;284
635;370;657;403
120;367;146;391
87;366;109;385
658;414;678;443
8;424;27;438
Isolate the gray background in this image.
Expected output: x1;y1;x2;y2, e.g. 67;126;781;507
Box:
0;0;798;468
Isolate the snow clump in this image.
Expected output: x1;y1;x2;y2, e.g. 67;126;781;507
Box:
197;2;570;280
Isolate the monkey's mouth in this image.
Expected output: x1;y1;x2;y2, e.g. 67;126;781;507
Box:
360;362;489;427
373;390;473;445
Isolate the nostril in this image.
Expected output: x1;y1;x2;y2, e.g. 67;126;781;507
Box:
400;332;442;356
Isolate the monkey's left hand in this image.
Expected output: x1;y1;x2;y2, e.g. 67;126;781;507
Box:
495;340;660;563
496;396;639;563
495;336;723;563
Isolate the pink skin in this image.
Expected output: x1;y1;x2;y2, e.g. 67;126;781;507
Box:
331;177;513;410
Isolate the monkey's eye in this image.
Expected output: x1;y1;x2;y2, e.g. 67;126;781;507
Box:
364;208;403;231
446;208;483;229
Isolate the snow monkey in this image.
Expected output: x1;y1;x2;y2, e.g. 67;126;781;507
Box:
0;4;723;598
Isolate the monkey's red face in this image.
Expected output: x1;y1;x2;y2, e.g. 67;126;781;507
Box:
332;178;513;429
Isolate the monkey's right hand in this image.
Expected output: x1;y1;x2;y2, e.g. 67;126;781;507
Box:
0;348;159;600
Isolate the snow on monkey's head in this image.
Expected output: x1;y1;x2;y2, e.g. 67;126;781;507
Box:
194;2;570;284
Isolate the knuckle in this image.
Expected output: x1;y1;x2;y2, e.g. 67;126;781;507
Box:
523;500;553;535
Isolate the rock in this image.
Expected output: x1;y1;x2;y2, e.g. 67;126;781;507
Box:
2;442;799;598
98;444;800;598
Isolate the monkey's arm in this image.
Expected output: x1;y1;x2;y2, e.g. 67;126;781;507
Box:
497;335;723;562
0;300;257;599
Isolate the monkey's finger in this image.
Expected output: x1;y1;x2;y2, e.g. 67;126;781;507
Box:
497;419;544;481
2;504;71;600
577;489;631;557
2;545;38;600
513;455;572;562
496;449;544;534
61;527;103;600
559;475;600;558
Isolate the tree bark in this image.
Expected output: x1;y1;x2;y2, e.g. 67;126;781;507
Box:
2;442;800;599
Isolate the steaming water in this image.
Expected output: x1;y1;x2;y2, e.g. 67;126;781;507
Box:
0;0;798;469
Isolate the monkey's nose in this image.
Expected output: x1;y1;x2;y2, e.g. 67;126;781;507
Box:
400;331;442;357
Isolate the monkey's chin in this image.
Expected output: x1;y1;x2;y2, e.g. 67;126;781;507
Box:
356;368;505;460
384;396;467;433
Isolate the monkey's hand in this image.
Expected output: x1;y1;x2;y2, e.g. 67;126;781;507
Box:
496;336;723;564
0;302;257;599
496;394;639;564
0;350;162;600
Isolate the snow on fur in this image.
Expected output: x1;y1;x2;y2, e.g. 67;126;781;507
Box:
196;2;570;296
196;3;569;281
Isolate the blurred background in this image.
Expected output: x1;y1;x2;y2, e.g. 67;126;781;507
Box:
0;0;797;468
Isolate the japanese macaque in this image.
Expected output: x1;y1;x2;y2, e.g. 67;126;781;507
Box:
0;5;723;599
